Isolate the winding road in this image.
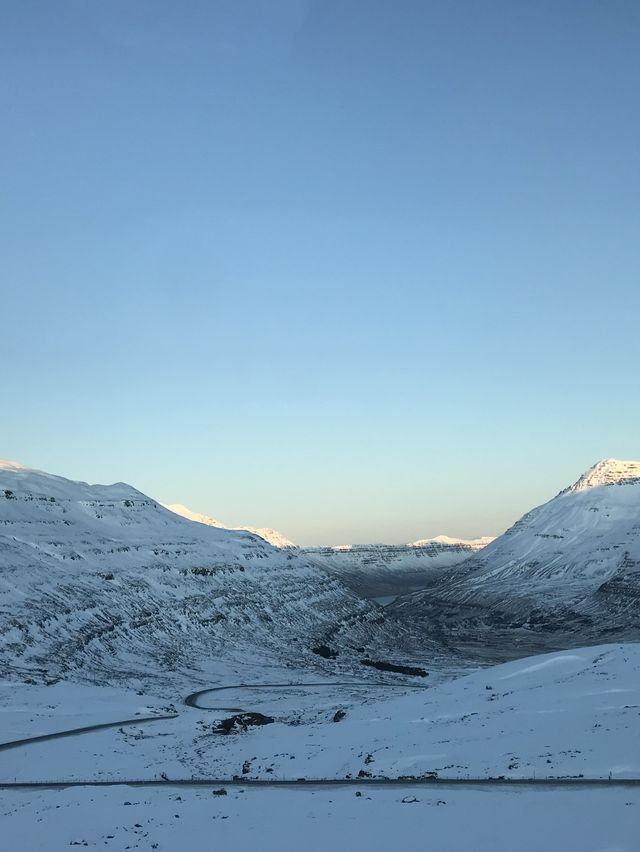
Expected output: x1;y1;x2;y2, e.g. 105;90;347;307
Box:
0;679;423;753
184;680;428;709
2;680;637;791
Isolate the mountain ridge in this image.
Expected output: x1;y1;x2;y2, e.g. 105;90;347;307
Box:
163;503;296;548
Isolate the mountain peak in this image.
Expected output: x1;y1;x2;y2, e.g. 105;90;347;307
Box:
0;460;30;471
162;503;225;528
163;503;295;547
243;527;296;548
565;459;640;494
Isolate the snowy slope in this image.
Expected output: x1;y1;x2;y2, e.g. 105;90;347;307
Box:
391;459;640;647
162;503;226;528
0;462;420;686
2;642;638;783
302;537;491;599
164;502;296;547
245;526;296;548
6;644;639;852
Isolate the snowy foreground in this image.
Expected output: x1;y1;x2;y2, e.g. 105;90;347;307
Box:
3;784;638;852
1;643;639;850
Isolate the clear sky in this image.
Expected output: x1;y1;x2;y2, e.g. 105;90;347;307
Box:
2;1;639;545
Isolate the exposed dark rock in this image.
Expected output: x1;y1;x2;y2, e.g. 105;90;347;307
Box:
212;712;275;734
360;658;428;677
312;644;339;659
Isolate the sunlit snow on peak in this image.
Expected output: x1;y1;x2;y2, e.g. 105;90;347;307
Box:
564;459;640;494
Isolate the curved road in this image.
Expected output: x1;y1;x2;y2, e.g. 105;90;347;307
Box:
0;680;424;752
184;680;428;709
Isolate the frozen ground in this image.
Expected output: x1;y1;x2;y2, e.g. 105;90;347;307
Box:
1;644;639;850
1;644;638;787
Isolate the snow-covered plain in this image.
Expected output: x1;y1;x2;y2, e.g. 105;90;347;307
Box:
3;784;638;852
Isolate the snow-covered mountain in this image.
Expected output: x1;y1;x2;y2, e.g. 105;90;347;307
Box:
390;459;640;650
302;536;492;599
247;526;296;548
163;503;296;548
0;461;420;687
162;503;226;528
410;534;494;548
562;458;640;493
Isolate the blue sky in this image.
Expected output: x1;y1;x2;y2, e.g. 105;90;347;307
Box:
2;1;639;544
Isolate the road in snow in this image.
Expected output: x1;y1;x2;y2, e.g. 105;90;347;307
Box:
0;714;177;754
184;680;427;709
0;680;423;753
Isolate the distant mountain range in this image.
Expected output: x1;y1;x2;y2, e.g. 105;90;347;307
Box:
163;503;493;600
300;537;493;599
